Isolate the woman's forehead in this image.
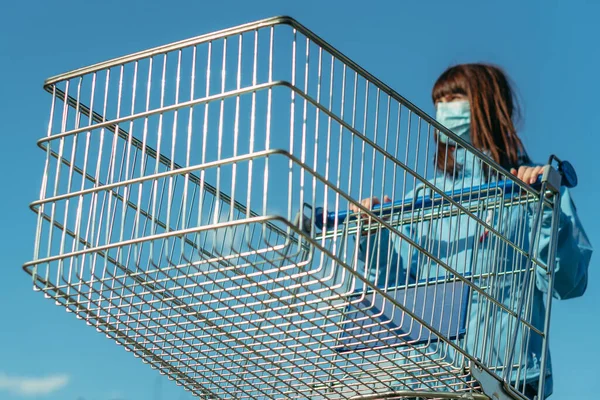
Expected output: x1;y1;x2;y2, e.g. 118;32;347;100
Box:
436;93;468;104
432;83;468;103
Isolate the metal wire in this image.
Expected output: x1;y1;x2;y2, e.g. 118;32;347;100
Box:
25;16;560;400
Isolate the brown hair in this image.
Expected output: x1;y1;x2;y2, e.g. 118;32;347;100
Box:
431;63;529;176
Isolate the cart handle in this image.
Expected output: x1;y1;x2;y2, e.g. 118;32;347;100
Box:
314;160;577;231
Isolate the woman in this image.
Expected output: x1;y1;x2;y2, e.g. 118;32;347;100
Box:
351;64;592;399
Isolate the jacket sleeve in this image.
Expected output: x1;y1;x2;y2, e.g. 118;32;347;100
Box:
356;223;421;288
534;187;592;300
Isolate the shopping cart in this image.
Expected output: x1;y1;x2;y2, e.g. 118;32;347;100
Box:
24;16;572;400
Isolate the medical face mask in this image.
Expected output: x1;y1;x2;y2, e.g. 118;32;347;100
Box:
435;101;471;145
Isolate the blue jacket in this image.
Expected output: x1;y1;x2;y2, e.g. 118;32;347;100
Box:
357;149;592;397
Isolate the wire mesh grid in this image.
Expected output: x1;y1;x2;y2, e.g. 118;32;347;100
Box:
24;16;560;400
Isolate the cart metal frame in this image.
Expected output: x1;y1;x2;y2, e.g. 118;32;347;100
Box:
24;16;563;400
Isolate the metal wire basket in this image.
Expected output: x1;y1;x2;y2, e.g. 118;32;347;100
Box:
24;16;566;400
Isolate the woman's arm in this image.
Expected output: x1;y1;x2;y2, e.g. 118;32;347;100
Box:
533;187;592;300
353;196;420;288
357;228;404;288
512;165;592;299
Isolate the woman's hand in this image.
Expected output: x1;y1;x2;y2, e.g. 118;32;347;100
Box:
510;165;545;185
350;196;392;236
350;195;392;215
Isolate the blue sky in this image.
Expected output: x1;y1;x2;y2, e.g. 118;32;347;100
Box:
1;1;598;399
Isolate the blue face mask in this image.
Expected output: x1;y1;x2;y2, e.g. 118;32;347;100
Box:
435;101;471;145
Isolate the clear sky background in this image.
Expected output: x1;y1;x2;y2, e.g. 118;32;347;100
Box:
1;1;598;399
